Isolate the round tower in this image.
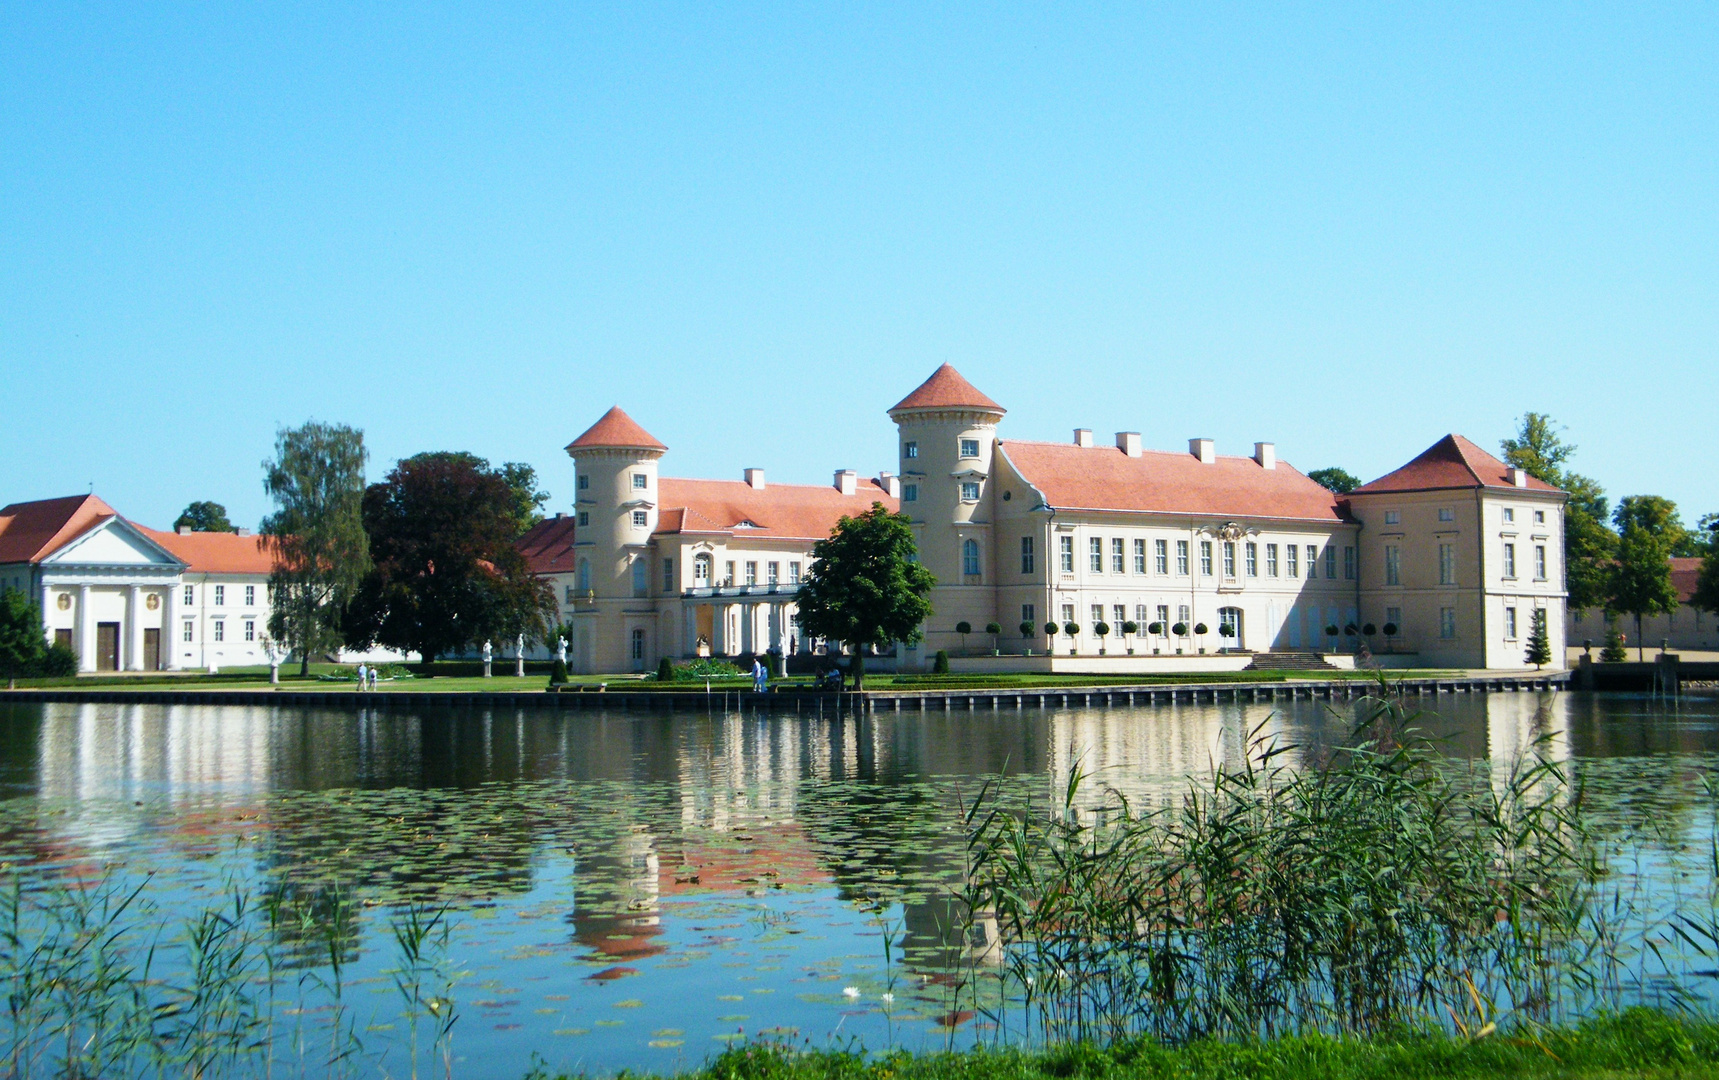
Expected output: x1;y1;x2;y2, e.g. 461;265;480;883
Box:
565;406;667;671
889;364;1006;653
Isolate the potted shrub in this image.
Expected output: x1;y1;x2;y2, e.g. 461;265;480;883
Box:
955;621;972;653
1063;621;1080;655
1216;622;1236;651
1147;620;1164;654
1194;622;1209;654
1121;620;1139;654
985;622;1002;654
1094;621;1110;655
933;649;950;674
1381;621;1398;653
1171;621;1188;655
1019;621;1035;656
1325;624;1340;650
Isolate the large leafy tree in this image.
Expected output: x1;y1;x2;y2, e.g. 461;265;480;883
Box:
1606;524;1679;661
0;592;46;686
174;501;235;533
499;462;550;535
344;452;555;664
1500;413;1616;615
262;421;371;676
1613;495;1697;556
1694;549;1719;626
1306;467;1359;495
794;503;936;689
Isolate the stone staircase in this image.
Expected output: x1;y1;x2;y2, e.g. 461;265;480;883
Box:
1246;651;1339;672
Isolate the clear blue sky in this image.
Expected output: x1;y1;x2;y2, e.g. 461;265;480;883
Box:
4;4;1715;529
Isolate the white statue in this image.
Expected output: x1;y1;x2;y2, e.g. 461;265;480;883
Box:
557;636;568;665
482;639;493;678
262;637;281;685
515;632;526;677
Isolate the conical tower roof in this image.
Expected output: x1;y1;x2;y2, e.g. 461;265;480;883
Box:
565;406;667;453
889;364;1004;415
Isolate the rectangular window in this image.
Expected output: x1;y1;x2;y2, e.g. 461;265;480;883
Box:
1222;542;1236;578
578;474;589;490
1440;607;1456;639
1245;542;1258;577
1286;544;1299;577
903;441;918;459
1385;606;1402;632
213;585;225;606
1061;603;1075;624
1343;546;1356;580
565;584;577;603
1020;536;1035;574
632;560;648;597
1266;543;1278;576
1200;541;1214;576
1535;545;1547;580
1156;604;1169;628
1503;543;1516;578
1090;537;1104;572
1113;604;1126;627
578;511;589;527
960;482;980;501
902;484;917;502
182;619;194;643
632;510;648;527
1177;604;1190;627
1438;507;1455;522
1177;540;1190;575
631;629;644;660
1135;603;1148;625
632;473;648;490
244;619;255;642
1384;510;1400;525
1021;603;1035;625
1502;507;1515;522
789;561;801;583
244;585;255;606
724;561;736;586
664;558;676;590
1505;607;1518;639
183;585;194;605
1112;538;1126;574
1385;545;1400;586
767;561;779;585
1091;604;1104;626
1060;536;1075;573
1534;510;1545;524
1155;539;1169;574
1133;538;1146;574
745;561;757;586
213;620;224;642
959;438;980;458
1306;545;1318;579
1325;546;1337;580
1439;544;1456;586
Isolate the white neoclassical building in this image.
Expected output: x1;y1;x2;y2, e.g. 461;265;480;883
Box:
532;365;1569;674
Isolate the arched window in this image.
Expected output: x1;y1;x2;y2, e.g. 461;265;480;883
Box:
694;553;711;586
577;558;590;593
962;538;981;577
632;559;648;597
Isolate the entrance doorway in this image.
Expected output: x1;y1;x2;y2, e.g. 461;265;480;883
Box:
96;622;121;671
143;628;161;671
54;629;72;652
1218;607;1244;652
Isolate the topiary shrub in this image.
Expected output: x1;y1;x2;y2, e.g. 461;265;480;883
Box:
1063;621;1079;637
549;658;571;685
1382;622;1399;637
37;643;77;678
1147;621;1164;636
1019;621;1035;639
933;649;950;674
655;656;674;682
1121;621;1139;637
1363;623;1378;637
1194;623;1208;637
1325;624;1341;639
1171;622;1187;637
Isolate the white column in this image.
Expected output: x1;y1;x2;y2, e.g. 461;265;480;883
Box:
40;583;53;646
162;583;178;670
77;584;94;672
739;603;754;655
127;585;144;671
770;603;786;654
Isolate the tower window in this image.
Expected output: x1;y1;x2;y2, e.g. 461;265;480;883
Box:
959;438;980;458
1020;536;1034;574
962;539;981;577
632;473;647;490
903;441;918;459
902;484;917;502
632;510;648;527
960;482;980;501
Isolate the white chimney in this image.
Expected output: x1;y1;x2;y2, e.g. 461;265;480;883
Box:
880;472;901;498
236;527;253;536
744;468;766;490
177;525;192;535
835;469;857;496
1254;442;1276;470
1116;432;1142;457
1074;428;1094;448
1509;467;1529;488
1190;438;1216;464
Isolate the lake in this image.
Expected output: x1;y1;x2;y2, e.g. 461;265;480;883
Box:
1;689;1715;1077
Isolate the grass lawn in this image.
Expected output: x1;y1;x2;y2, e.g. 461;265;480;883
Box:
528;1010;1719;1079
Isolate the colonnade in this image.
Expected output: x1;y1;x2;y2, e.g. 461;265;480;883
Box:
694;599;801;659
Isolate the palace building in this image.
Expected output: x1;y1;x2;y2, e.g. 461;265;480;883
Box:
533;364;1569;673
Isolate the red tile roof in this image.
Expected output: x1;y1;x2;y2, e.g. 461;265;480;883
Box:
1352;435;1563;496
566;406;668;452
0;495;120;564
140;527;277;575
890;364;1005;414
655;477;899;541
998;441;1346;522
1671;557;1704;604
516;515;580;574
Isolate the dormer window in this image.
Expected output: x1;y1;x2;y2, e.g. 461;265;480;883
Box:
959;438;980;458
1438;507;1455;522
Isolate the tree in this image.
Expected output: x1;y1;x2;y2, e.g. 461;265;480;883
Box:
0;592;45;687
1606;524;1679;661
262;421;371;675
1697;513;1719;557
985;622;1002;652
174;501;234;533
1692;546;1719;625
1094;621;1110;651
343;452;556;664
1600;628;1628;662
1500;413;1617;616
1019;620;1035;639
499;462;550;535
1524;609;1552;669
1614;495;1696;556
955;621;972;652
1307;468;1360;495
793;503;935;690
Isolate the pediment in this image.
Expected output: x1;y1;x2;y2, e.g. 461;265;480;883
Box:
44;518;183;568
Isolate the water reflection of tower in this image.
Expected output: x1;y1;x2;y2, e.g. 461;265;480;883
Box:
569;826;666;962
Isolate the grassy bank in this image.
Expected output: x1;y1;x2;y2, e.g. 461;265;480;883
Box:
526;1010;1719;1079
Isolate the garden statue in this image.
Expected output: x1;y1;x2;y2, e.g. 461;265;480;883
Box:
262;638;281;685
557;636;568;665
516;633;525;677
482;639;493;678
